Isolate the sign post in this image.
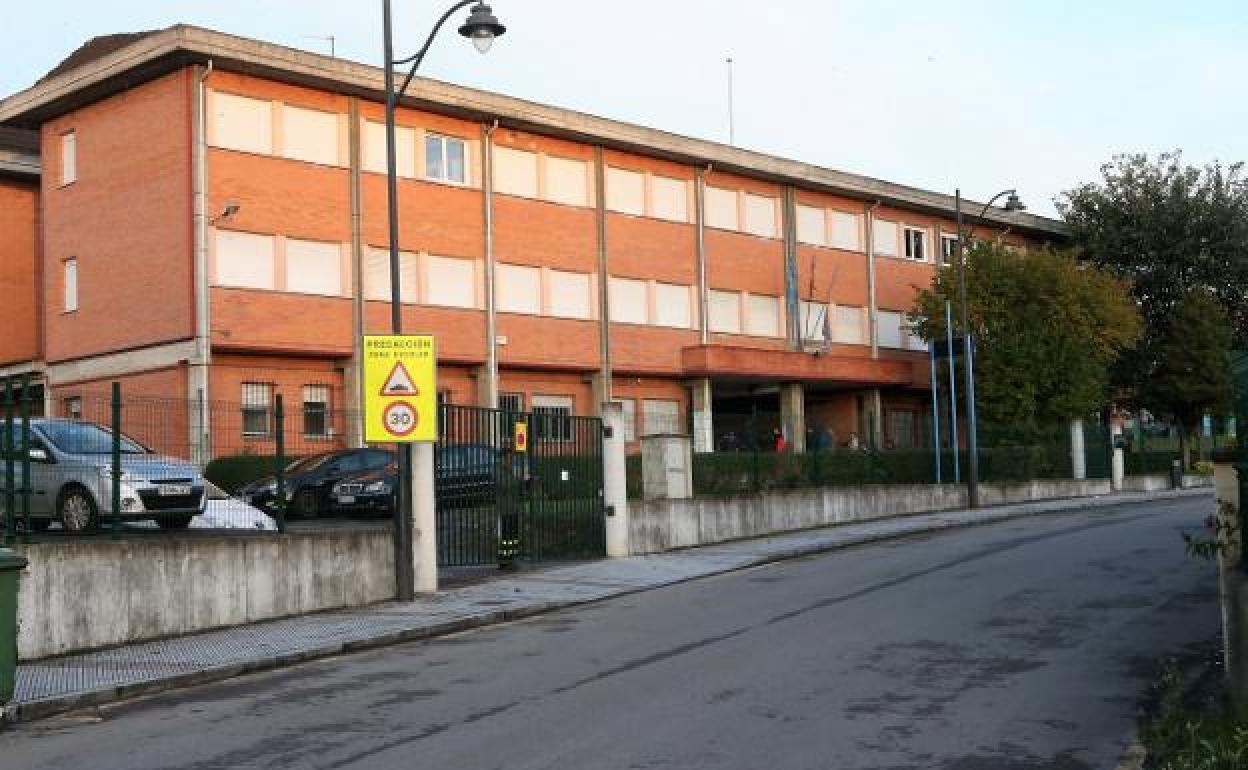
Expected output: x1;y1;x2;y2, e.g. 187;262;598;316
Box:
364;335;438;597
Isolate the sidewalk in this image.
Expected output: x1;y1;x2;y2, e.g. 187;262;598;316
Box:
5;487;1209;723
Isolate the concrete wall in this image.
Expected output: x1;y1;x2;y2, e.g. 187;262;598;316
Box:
628;479;1113;555
1119;474;1214;493
15;529;394;661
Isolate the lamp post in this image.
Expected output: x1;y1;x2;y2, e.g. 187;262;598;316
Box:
954;187;1025;508
383;0;505;601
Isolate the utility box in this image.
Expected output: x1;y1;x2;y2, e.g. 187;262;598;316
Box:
0;547;26;707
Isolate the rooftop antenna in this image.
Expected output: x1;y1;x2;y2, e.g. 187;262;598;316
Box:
304;34;336;57
726;56;735;145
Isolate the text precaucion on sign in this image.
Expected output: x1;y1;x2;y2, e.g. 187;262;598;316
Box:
363;335;437;443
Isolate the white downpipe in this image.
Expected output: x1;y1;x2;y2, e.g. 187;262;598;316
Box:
191;61;214;465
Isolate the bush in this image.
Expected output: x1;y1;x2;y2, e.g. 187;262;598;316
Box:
204;453;292;495
1193;460;1216;476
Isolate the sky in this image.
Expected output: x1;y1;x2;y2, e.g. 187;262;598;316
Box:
4;1;1248;218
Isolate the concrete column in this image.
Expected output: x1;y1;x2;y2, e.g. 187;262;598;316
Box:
480;123;499;409
867;389;884;449
412;442;438;593
1110;418;1125;491
601;401;630;557
1069;418;1086;480
779;382;806;453
691;377;714;453
641;433;692;501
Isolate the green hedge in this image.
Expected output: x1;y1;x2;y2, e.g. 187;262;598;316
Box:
204;454;294;495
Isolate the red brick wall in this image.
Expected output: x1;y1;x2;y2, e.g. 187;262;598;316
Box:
41;71;194;363
0;176;40;366
49;366;191;460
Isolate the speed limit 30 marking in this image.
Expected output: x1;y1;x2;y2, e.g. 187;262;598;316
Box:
382;400;418;438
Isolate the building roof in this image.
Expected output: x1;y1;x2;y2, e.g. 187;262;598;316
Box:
0;24;1068;239
0;125;38;179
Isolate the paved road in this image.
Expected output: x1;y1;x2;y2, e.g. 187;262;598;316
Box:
1;496;1216;769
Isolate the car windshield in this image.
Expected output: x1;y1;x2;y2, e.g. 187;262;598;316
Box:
285;453;333;474
37;422;147;455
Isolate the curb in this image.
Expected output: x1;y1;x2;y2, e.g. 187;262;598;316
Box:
3;487;1210;724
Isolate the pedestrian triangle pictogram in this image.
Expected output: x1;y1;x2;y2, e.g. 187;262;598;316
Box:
379;360;419;397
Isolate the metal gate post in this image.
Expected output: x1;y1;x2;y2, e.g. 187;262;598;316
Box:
18;375;31;542
2;381;13;544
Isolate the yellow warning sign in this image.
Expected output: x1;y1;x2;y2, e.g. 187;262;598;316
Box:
514;421;528;453
363;335;437;443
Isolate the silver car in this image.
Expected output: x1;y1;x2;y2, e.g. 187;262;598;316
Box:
4;419;207;533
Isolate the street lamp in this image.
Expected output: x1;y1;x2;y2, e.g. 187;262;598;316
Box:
954;187;1025;509
382;0;506;601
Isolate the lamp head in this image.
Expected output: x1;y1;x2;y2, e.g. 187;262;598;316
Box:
1003;191;1026;212
459;2;506;54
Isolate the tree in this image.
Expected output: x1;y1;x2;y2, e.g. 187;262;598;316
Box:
1137;290;1233;468
1058;151;1248;345
910;243;1141;429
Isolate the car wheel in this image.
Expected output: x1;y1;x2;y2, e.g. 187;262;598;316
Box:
295;489;321;519
57;486;99;534
157;515;193;530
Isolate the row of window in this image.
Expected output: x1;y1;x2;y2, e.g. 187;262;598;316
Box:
242;382;333;438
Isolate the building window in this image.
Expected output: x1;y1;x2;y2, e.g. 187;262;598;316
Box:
613;399;637;442
364;121;416;177
800;301;829;342
642;399;681;436
606;167;645;216
426;255;476;309
242;383;273;437
497;263;542;315
285;238;343;296
744;194;777;238
830;210;862;251
940;234;959;266
281;104;339;166
364;248;418;303
532;395;573;441
708;289;742;334
608;277;648;324
60;131;76;185
653;283;693;328
426;134;467;184
543;155;589;206
215;231;276;290
63;258;78;312
499;392;525;413
746;294;782;337
873;219;899;257
886;410;917;449
796;204;825;246
492;146;539;198
64;397;82;420
650;176;688;222
211;92;273;155
302;385;330;438
548;270;592;319
877;310;904;349
904;227;928;261
704;186;739;230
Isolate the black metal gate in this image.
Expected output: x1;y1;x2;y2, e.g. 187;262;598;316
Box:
435;403;605;566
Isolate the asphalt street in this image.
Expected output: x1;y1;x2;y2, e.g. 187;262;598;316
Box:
0;496;1217;770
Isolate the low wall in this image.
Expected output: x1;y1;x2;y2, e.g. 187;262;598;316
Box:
15;529;395;661
628;479;1113;555
1119;474;1214;493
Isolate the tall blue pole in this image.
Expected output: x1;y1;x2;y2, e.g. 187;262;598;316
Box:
945;301;960;483
929;340;941;483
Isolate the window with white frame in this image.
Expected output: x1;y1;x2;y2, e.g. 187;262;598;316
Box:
747;294;782;337
543;155;589;206
796;205;825;246
877;310;904;348
492;146;539;198
425;255;476;308
642;399;681;436
302;384;331;438
613;398;637;442
63;258;78;312
363;121;415;176
873;219;899;257
241;382;272;437
653;283;693;328
940;233;959;266
364;247;418;302
744;194;777;238
497;263;541;314
830;210;862;251
212;92;273;155
800;300;829;342
60;132;76;185
605;167;645;216
547;269;592;319
608;277;648;324
285;238;342;296
215;231;275;290
650;176;688;222
704;186;739;230
532;394;574;441
281;105;339;166
903;226;928;261
425;133;467;184
708;289;742;334
834;305;866;344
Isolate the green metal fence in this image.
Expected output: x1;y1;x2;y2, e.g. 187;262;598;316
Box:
436;403;605;567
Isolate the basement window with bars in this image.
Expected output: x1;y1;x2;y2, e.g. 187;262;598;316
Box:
532;395;574;442
241;382;273;438
302;384;330;439
499;392;525;413
425;134;467;184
